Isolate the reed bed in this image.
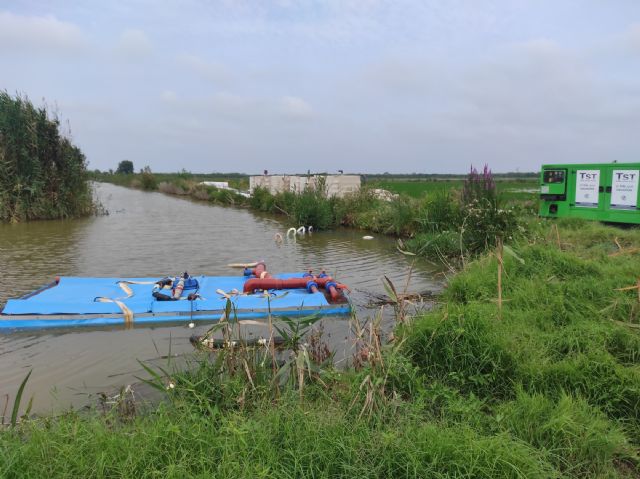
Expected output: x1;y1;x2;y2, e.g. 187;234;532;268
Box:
0;92;95;222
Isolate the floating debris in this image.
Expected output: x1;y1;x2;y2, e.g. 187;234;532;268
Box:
190;335;286;351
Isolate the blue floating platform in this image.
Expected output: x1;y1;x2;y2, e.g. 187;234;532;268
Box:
0;273;351;330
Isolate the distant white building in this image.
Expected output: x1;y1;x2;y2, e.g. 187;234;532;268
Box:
249;174;361;198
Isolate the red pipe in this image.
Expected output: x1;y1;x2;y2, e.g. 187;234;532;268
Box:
243;276;348;294
251;262;272;279
327;284;341;301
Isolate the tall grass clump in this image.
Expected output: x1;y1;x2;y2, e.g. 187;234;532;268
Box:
0;92;94;222
402;304;520;399
498;391;632;477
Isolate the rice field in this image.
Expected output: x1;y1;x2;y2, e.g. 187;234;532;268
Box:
367;178;539;202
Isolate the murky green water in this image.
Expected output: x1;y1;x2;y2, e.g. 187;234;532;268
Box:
0;183;443;413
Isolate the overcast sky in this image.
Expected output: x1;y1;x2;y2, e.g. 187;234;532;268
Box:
1;1;639;174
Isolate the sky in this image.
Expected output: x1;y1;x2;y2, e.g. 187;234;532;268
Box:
1;1;639;174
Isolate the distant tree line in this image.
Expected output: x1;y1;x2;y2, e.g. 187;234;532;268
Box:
0;92;94;222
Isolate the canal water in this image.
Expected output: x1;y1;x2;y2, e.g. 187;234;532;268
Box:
0;183;443;413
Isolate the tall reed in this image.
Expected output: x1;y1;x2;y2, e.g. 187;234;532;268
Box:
0;92;94;222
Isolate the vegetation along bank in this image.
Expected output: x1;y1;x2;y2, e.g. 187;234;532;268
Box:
0;92;95;222
93;165;536;264
2;217;639;477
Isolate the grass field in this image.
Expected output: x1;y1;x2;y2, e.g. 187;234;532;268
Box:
368;178;539;202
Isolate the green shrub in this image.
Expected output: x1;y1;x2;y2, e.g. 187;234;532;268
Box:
417;192;461;233
332;188;378;226
385;196;419;236
291;187;333;230
406;231;461;260
139;166;158;191
461;199;521;253
249;186;275;212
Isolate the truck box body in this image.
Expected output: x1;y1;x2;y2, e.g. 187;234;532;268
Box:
539;163;640;224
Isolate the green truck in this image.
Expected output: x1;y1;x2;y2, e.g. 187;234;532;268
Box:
539;163;640;224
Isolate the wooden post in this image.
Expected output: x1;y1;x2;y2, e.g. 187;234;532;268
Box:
553;223;561;249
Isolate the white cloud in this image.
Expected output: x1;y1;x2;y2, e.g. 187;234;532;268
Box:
360;57;441;97
178;54;231;85
280;96;313;119
624;23;640;53
160;90;177;103
0;11;86;53
116;29;152;59
457;39;596;127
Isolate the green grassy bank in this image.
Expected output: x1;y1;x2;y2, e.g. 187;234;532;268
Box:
0;92;95;222
2;218;639;478
91;170;249;194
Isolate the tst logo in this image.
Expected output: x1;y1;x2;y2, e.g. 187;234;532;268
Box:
580;172;598;180
615;172;636;181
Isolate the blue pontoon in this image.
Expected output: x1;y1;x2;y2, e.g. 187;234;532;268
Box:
0;272;351;330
